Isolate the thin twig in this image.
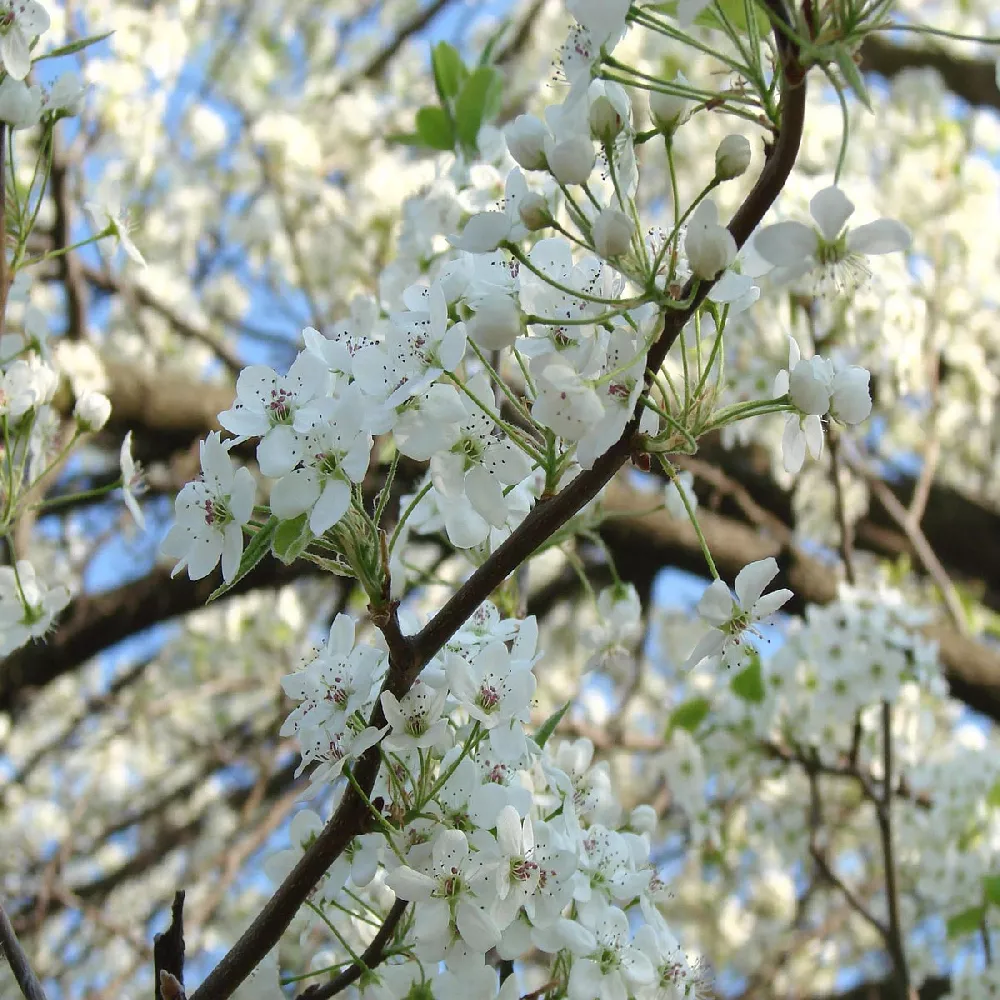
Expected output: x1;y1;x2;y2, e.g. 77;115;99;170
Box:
879;701;910;998
0;897;49;1000
829;431;856;586
296;899;408;1000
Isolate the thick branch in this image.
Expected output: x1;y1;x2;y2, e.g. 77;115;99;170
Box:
860;34;1000;113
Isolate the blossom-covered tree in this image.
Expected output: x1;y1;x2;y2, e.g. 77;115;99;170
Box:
2;2;1000;1000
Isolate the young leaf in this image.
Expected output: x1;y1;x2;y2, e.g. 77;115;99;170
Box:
34;31;114;62
946;903;986;939
730;659;765;703
535;700;571;748
669;697;712;733
432;41;467;101
272;513;312;565
834;44;873;113
454;66;503;151
415;105;455;151
207;517;278;603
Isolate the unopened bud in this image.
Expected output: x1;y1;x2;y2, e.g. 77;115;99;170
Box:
589;95;624;144
649;87;689;133
74;390;112;431
715;134;752;180
518;192;550;231
592;208;633;259
545;136;596;186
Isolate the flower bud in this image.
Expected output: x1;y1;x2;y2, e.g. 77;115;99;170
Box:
589;95;624;144
649;88;688;133
518;192;550;231
504;115;548;171
74;390;112;431
684;201;737;280
830;365;872;424
467;294;521;351
592;208;633;259
545;136;596;186
788;358;833;415
715;134;752;180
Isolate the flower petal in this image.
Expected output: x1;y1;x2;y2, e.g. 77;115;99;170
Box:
846;218;911;255
753;222;817;267
809;186;854;241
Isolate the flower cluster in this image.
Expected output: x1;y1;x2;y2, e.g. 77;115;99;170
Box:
276;601;706;1000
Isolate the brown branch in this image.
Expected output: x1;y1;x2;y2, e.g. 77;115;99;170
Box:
0;897;48;1000
296;899;409;1000
187;7;807;996
50;142;89;342
860;33;1000;113
152;892;186;1000
878;703;908;998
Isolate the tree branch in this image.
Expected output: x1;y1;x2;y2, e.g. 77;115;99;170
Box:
296;899;408;1000
187;6;808;996
0;897;48;1000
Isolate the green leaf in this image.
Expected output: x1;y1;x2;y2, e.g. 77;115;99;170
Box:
730;659;766;703
985;875;1000;907
649;1;769;35
33;30;114;62
834;44;873;113
946;904;986;939
432;41;467;101
669;697;712;733
272;513;312;565
535;701;571;748
207;517;278;603
454;66;503;151
415;105;455;151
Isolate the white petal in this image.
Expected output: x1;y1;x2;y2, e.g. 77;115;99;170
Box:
270;469;321;521
753;222;817;267
846;218;911;255
809;186;854;241
753;588;793;619
804;413;825;459
782;416;806;474
734;557;779;610
697;579;735;625
449;212;512;253
309;479;350;535
221;522;244;582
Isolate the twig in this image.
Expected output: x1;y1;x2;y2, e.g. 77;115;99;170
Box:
805;762;887;942
153;891;186;1000
862;470;966;633
296;899;408;999
0;897;49;1000
878;701;910;998
187;7;807;995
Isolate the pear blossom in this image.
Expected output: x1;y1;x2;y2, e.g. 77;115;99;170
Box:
385;829;501;956
648;77;690;132
218;352;329;476
564;901;655;1000
119;431;146;529
268;386;372;535
0;0;49;80
754;185;911;294
160;432;256;582
685;557;793;670
380;680;450;753
0;76;41;128
0;560;70;655
85;187;146;268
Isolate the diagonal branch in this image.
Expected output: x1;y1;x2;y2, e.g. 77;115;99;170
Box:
0;898;49;1000
187;5;808;997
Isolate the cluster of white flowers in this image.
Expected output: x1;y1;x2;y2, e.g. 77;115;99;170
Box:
274;601;706;1000
0;4;146;657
